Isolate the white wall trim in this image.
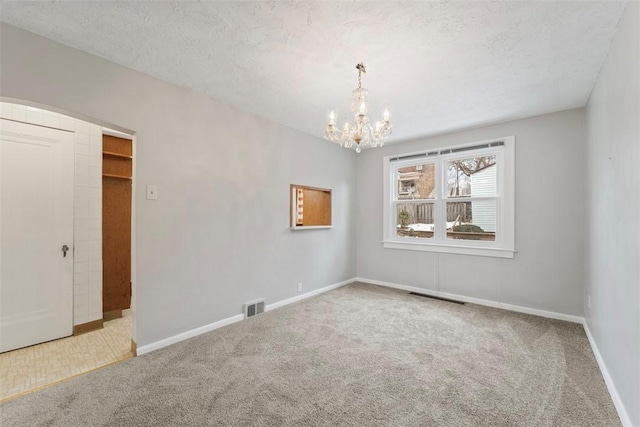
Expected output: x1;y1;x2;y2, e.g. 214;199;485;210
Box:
583;321;633;427
129;133;138;344
382;241;516;258
266;277;355;312
136;313;244;355
356;277;584;324
137;277;356;355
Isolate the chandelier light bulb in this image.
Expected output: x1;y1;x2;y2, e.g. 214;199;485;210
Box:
324;63;393;153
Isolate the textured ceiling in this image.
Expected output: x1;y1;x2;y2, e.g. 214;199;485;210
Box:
0;1;627;143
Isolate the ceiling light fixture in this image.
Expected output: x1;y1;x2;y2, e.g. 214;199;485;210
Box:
324;63;392;153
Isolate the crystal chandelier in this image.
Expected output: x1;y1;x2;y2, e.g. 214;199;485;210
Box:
324;63;392;153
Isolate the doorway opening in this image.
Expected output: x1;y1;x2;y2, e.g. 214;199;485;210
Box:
0;101;137;401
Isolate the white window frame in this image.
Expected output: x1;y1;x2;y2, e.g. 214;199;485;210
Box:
383;136;515;259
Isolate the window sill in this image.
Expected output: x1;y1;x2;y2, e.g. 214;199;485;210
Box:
290;225;333;230
382;240;515;258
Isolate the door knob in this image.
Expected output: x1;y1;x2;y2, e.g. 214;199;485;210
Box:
62;245;70;258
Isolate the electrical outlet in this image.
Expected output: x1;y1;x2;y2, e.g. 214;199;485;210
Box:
146;185;158;200
587;295;591;309
297;282;303;292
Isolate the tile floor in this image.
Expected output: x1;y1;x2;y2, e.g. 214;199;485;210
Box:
0;309;133;401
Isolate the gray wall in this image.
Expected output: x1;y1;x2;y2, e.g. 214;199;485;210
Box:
3;17;637;422
0;24;357;347
356;109;586;316
585;2;639;425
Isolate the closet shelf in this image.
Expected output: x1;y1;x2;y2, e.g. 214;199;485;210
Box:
103;151;132;159
102;173;132;180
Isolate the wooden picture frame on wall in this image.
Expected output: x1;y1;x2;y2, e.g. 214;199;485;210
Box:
290;184;332;229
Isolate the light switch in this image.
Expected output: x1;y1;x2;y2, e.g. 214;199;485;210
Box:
146;185;158;200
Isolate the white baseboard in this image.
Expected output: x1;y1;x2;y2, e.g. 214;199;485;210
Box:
137;313;244;355
266;277;355;312
137;277;356;355
355;277;584;324
583;321;633;427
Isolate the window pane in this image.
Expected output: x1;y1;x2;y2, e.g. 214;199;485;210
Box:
446;155;496;198
446;201;496;241
396;163;435;200
396;204;434;239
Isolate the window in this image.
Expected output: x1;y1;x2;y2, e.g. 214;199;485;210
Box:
383;137;515;258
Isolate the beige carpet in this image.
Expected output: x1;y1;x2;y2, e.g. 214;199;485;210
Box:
0;283;619;426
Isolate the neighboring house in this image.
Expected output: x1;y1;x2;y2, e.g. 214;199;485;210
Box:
397;167;420;199
470;163;497;232
397;164;435;200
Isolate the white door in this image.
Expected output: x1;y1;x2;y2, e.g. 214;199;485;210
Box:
0;119;74;353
